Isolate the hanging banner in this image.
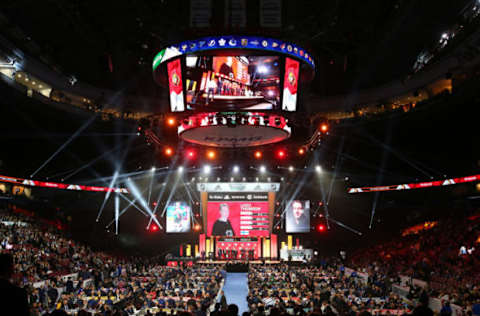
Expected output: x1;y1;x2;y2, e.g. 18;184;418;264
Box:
0;175;129;193
348;174;480;193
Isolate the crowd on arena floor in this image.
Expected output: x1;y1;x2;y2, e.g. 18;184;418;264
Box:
2;205;480;315
247;263;410;316
0;209;224;315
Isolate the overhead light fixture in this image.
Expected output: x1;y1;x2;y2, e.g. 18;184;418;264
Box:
315;165;322;173
259;166;266;173
288;166;294;172
203;165;211;174
233;166;239;173
178;166;184;173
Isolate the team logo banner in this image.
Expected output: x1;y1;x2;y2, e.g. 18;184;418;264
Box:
168;59;185;112
282;57;299;111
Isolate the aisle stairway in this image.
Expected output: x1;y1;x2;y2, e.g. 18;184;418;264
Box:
222;272;249;314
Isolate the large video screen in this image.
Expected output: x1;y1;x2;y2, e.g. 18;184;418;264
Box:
207;192;270;237
185;56;280;111
166;201;191;233
282;57;299;111
168;59;185;112
285;200;310;233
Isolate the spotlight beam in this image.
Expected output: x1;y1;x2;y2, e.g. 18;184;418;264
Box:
126;178;162;228
96;171;119;222
62;144;124;181
369;125;392;229
329;217;362;236
31;114;97;177
115;194;119;235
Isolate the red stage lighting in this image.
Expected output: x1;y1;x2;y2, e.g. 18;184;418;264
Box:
254;151;262;159
164;147;174;157
185;149;196;159
151;224;159;232
276;149;286;159
320;123;328;132
193;224;201;231
298;148;305;155
317;224;326;232
206;150;216;160
166;117;176;126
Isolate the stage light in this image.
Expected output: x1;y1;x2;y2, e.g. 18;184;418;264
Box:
255;177;259;182
193;224;201;231
230;177;234;182
166;117;176;126
178;166;184;173
233;165;240;174
315;165;322;173
185;149;196;159
298;148;305;155
151;224;159;232
257;65;268;74
320;123;328;132
203;165;211;174
276;149;286;159
254;151;262;159
289;166;294;172
317;224;326;232
151;167;156;172
206;150;216;160
259;166;266;173
164;147;174;157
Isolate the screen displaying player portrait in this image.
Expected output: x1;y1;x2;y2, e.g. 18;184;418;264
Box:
206;192;270;237
285;200;310;233
166;201;191;233
167;59;185;112
282;57;299;111
185;56;280;111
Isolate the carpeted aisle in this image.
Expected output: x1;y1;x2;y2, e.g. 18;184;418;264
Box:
222;272;249;314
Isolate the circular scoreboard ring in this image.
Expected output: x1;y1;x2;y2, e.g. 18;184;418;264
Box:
178;112;291;148
153;35;315;86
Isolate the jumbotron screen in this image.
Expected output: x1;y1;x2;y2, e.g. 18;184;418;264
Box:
206;192;270;237
184;56;281;111
165;201;191;233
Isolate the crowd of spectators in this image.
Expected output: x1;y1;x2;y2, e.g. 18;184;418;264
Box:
349;210;480;312
0;209;224;315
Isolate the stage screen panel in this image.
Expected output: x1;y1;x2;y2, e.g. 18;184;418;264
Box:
207;192;270;237
166;201;191;233
285;200;310;233
185;56;280;111
282;57;299;111
167;59;185;112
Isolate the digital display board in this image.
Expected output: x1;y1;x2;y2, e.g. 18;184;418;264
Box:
285;200;310;233
167;59;185;112
166;201;191;233
185;56;280;111
282;57;299;111
206;192;270;237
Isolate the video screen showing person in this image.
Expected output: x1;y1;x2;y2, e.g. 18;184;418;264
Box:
206;194;270;237
211;203;236;236
166;201;191;233
185;56;280;110
285;200;310;233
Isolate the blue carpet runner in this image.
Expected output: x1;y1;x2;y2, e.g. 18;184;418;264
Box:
222;272;249;314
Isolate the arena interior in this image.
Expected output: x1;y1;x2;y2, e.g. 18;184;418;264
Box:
0;1;480;316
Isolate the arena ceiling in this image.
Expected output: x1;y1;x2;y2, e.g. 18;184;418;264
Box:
0;0;472;96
